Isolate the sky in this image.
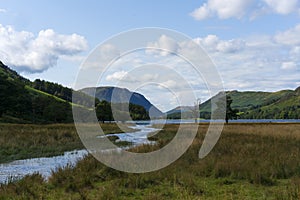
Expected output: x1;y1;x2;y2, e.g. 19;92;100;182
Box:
0;0;299;111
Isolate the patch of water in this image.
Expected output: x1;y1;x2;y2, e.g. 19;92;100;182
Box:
0;124;159;184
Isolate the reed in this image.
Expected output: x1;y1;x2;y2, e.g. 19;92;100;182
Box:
1;123;300;199
0;123;132;163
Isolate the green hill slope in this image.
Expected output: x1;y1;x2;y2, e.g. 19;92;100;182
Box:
198;88;300;119
242;88;300;119
0;61;151;123
0;61;84;123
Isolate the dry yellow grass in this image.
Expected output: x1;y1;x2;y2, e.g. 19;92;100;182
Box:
220;123;300;138
1;122;300;199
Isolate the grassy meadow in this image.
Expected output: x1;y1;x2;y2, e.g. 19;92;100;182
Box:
1;123;300;199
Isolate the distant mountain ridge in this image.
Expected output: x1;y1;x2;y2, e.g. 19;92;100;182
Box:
80;87;164;117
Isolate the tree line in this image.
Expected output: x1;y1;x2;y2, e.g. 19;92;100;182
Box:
96;101;150;122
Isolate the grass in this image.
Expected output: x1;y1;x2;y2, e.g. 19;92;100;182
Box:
0;123;134;163
25;86;66;103
1;123;300;199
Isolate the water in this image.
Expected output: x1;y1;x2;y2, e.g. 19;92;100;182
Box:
0;124;158;184
132;119;300;124
98;124;158;145
0;150;88;184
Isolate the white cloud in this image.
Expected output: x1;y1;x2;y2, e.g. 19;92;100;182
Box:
0;24;88;73
97;25;300;110
98;44;120;63
274;24;300;45
143;25;300;95
216;39;245;53
281;62;297;70
190;0;254;20
263;0;299;14
147;34;245;57
160;80;178;89
0;8;7;13
290;46;300;60
185;24;300;92
191;0;300;20
146;35;179;56
190;3;212;20
195;35;245;53
106;71;128;82
83;43;120;70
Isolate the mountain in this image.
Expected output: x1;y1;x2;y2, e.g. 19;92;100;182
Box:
167;88;300;119
0;61;156;123
0;61;91;123
166;106;195;115
241;88;300;119
80;87;164;117
166;106;196;119
0;61;31;85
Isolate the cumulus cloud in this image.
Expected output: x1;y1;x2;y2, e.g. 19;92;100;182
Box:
141;24;300;93
210;24;300;91
190;0;254;20
274;24;300;45
98;24;300;110
147;34;245;57
194;35;246;53
146;35;179;56
106;71;128;82
263;0;299;14
190;3;212;20
0;24;88;73
190;0;300;20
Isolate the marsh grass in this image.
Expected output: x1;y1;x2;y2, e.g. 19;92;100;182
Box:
1;123;300;199
0;123;133;163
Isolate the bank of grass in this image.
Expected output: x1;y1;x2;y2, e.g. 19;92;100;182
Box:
0;123;133;163
1;123;300;199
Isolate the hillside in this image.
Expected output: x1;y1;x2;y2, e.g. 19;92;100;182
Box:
0;62;78;123
199;90;294;112
0;61;31;85
167;88;300;119
80;87;164;117
166;106;196;119
0;61;152;123
242;87;300;119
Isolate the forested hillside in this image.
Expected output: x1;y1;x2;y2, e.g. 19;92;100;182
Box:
0;61;150;123
0;61;75;123
80;87;163;117
198;89;300;119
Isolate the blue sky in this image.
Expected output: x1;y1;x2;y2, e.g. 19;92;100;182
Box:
0;0;299;111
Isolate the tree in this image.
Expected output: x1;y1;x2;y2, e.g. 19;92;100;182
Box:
225;95;238;123
96;100;113;123
0;73;31;118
